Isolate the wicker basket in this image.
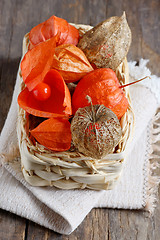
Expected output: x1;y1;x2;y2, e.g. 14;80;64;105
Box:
17;24;134;190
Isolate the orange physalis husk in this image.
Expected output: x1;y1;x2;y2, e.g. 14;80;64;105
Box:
63;24;79;45
41;16;69;45
31;118;72;151
29;22;44;46
72;68;129;119
52;44;94;83
18;69;72;118
29;15;79;48
21;37;56;91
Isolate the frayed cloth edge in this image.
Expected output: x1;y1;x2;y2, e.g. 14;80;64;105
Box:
0;143;20;167
143;110;160;214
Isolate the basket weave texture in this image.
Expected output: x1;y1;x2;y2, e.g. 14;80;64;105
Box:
17;24;134;190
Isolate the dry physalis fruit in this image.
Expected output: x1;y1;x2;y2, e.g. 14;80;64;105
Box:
78;12;131;71
71;98;122;159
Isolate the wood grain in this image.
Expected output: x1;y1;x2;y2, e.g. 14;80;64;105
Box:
0;209;26;240
0;0;160;239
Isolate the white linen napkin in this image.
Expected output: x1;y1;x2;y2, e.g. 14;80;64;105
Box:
0;59;160;235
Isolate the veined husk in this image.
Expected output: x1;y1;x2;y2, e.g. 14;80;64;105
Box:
17;24;134;190
71;104;122;159
78;12;132;71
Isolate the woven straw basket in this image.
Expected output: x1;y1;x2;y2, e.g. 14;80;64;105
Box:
17;24;134;190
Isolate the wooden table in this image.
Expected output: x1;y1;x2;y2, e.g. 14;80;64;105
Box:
0;0;160;239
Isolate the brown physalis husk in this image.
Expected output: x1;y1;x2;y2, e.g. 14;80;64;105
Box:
78;12;131;71
71;103;122;159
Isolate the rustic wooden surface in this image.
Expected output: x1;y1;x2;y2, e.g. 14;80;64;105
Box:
0;0;160;239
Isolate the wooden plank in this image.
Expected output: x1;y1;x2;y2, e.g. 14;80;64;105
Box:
26;222;50;240
139;0;160;76
0;209;26;240
105;1;160;240
0;0;19;131
26;209;109;240
106;0;143;62
0;0;28;239
88;0;107;26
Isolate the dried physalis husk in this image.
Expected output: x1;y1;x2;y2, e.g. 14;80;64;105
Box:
78;12;131;71
71;101;122;159
52;44;93;83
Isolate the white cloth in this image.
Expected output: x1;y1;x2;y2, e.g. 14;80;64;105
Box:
0;59;160;235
